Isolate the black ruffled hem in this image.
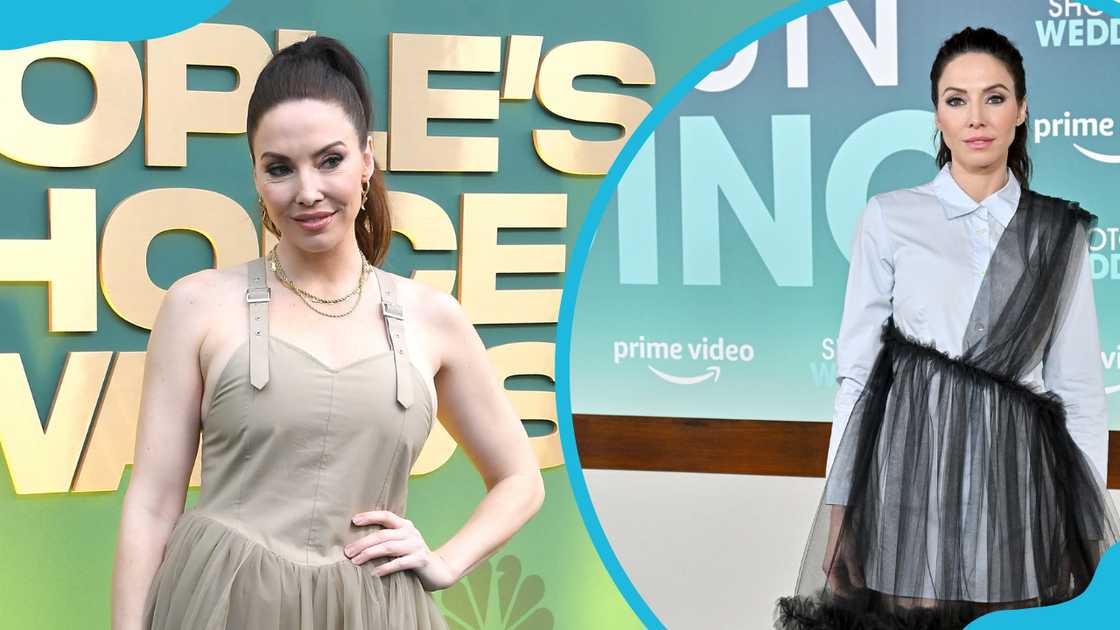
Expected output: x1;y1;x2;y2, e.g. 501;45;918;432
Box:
776;591;987;630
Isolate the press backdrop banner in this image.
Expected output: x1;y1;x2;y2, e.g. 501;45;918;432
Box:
572;0;1120;427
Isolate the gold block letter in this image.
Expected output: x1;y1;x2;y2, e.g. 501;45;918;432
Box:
388;34;500;172
533;41;655;175
0;189;97;331
71;352;141;493
0;41;142;167
389;191;457;294
276;29;316;50
145;23;272;166
0;351;112;494
459;193;566;324
501;35;544;100
100;188;259;330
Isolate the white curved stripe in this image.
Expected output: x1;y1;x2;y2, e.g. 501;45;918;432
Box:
1105;384;1120;395
1072;143;1120;164
647;365;720;385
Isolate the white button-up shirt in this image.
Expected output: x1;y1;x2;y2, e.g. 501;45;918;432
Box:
826;165;1109;501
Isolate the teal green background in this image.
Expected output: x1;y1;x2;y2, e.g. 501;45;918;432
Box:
572;0;1120;427
0;0;796;627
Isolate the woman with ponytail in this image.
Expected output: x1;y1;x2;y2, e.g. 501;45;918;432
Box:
777;26;1118;629
111;36;544;630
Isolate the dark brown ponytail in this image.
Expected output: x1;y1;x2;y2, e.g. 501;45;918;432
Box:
247;36;392;265
930;26;1032;189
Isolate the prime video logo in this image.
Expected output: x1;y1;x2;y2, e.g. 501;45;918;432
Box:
612;335;755;385
1033;111;1120;163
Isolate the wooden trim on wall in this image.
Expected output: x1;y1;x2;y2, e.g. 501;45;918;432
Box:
572;414;1120;490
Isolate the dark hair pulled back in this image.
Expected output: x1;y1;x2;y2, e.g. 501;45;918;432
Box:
930;26;1031;188
247;35;391;265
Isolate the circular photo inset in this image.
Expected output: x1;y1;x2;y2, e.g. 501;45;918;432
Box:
561;0;1120;628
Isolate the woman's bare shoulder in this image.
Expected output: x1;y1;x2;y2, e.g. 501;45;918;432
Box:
386;271;463;327
155;263;253;351
164;264;248;311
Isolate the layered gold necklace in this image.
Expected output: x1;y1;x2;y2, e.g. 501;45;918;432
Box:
267;245;374;318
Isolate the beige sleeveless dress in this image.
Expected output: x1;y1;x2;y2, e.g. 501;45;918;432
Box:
143;257;447;629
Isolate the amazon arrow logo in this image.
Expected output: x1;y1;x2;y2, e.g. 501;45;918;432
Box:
647;365;721;385
1073;144;1120;164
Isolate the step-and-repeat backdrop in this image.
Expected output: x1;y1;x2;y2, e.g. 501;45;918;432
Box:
573;0;1120;428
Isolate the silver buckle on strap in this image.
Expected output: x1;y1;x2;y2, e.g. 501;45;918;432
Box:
246;287;271;303
382;303;404;320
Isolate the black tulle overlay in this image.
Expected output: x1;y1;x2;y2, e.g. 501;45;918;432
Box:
776;191;1120;629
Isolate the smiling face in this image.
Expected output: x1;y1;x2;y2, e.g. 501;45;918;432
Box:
251;98;373;252
934;52;1027;177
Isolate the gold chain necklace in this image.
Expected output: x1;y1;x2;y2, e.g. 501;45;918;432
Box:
270;247;366;304
267;246;374;318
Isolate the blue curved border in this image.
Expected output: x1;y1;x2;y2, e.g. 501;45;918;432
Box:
556;0;1120;628
555;1;834;627
966;544;1120;629
2;0;229;50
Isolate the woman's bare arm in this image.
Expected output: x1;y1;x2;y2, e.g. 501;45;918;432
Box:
421;289;545;583
111;272;211;630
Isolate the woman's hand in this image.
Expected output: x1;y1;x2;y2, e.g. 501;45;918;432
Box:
822;504;864;594
344;510;459;591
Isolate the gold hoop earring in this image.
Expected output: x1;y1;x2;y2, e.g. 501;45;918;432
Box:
258;195;280;237
360;178;370;207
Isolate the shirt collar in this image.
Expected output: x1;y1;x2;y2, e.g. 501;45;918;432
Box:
933;164;1020;228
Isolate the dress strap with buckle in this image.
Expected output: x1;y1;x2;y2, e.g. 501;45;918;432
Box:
373;268;413;409
246;256;271;390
